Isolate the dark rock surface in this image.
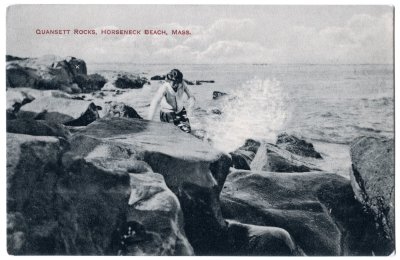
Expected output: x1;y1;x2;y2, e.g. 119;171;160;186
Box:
230;139;260;170
221;170;379;256
225;220;304;256
123;172;194;255
6;55;106;93
213;91;228;99
7;127;194;255
103;101;142;119
7;119;71;139
74;73;107;93
62;134;193;255
6;55;27;62
196;80;215;84
7;134;68;255
276;133;322;159
150;75;165;80
184;79;194;85
350;136;395;255
211;108;222;115
114;74;148;89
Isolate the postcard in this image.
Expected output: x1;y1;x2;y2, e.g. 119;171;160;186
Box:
6;4;394;256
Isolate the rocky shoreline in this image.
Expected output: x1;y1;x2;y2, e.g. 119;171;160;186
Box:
6;56;395;256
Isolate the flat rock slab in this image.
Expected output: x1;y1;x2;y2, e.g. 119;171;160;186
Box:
19;96;99;126
76;117;224;164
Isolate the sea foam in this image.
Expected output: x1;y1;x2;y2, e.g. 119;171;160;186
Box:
204;78;290;153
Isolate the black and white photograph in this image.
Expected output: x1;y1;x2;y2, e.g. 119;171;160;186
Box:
5;4;395;256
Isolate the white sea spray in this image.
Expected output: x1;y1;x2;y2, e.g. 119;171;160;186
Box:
203;78;290;153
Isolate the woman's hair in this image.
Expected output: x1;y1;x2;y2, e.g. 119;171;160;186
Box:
166;69;183;83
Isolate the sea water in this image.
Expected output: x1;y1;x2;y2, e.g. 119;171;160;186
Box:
88;63;394;176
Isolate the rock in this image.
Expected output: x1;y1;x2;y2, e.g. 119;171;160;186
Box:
7;55;81;89
65;56;87;75
150;75;165;80
196;80;215;84
114;74;148;89
7;133;67;254
62;134;193;255
92;91;106;99
73;117;232;255
276;133;322;159
350;136;395;255
225;220;304;256
7;110;17;120
6;55;27;62
74;73;107;93
7;119;71;139
184;79;194;85
6;87;85;121
6;55;103;93
122;172;194;255
221;170;379;256
210;108;222;115
71;95;86;100
230;139;260;170
7;89;35;112
7;212;28;254
213;91;228;99
250;142;321;172
103;101;142;119
19;97;99;126
231;139;320;172
6;64;40;89
7;130;193;255
8;87;74;102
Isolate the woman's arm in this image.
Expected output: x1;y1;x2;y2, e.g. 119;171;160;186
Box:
147;85;166;120
183;82;196;115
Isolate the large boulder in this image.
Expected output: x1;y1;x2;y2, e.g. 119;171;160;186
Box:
6;55;105;93
72;117;232;255
7;134;67;254
231;139;321;172
350;136;395;255
276;133;322;159
74;73;107;93
114;74;148;89
221;170;378;256
18;97;99;126
7;131;193;255
103;101;142;119
7;133;132;255
62;134;193;255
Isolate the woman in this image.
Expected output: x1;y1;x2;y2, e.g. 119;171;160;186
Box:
147;69;195;133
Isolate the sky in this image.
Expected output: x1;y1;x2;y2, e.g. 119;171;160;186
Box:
6;5;394;64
